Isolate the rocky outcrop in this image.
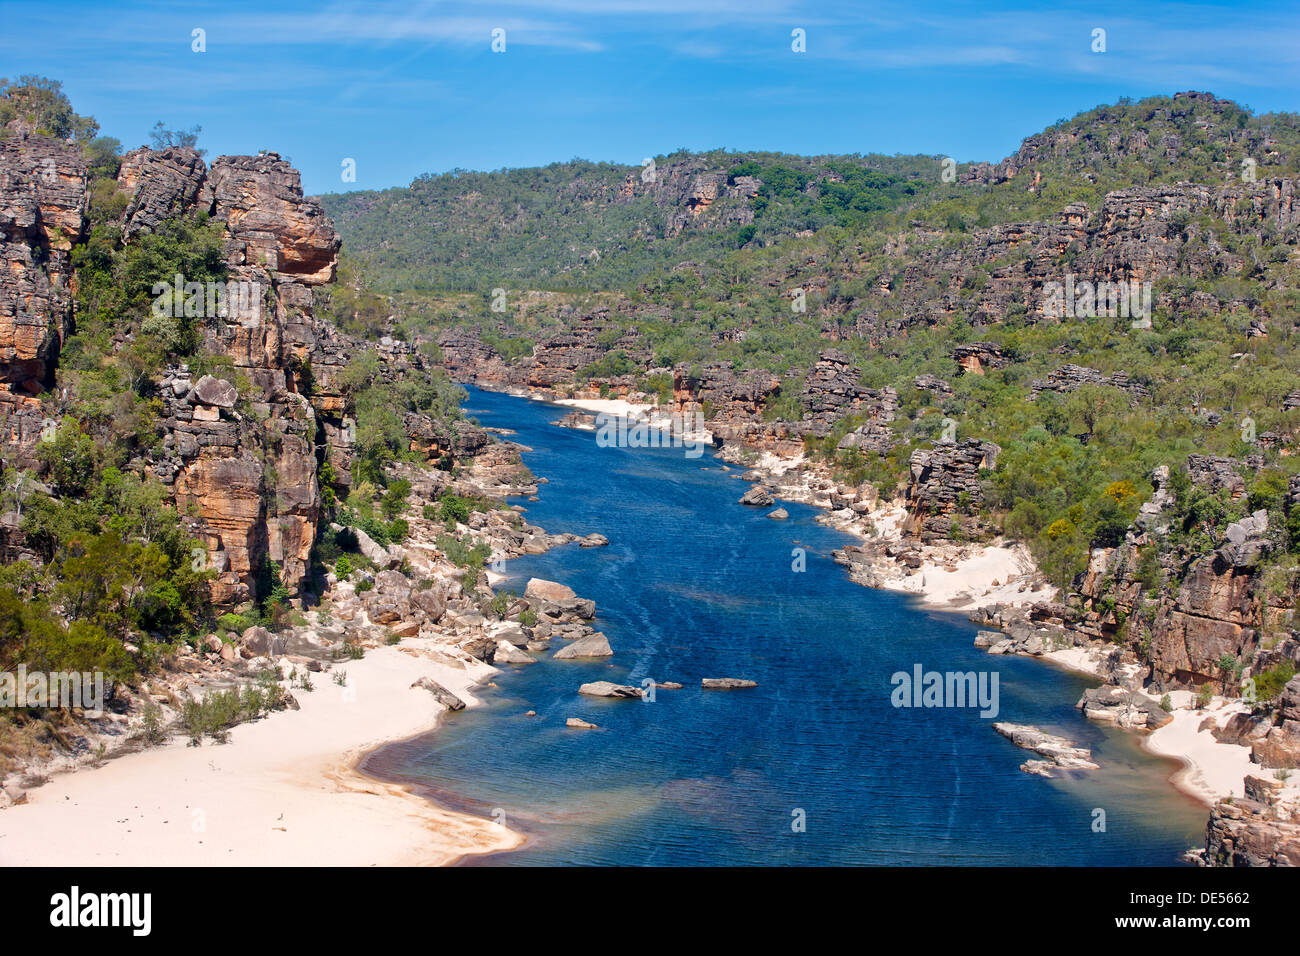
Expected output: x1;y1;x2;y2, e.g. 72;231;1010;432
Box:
1249;676;1300;770
1047;449;1298;695
1186;454;1260;501
621;158;759;237
1204;774;1300;866
578;681;643;699
0;133;496;609
701;678;757;689
902;439;999;543
1138;511;1283;689
207;154;340;283
110;151;342;599
1077;685;1173;729
0;126;87;455
993;722;1099;776
117;146;208;238
1030;364;1151;402
952;343;1008;375
799;348;897;439
913;374;952;397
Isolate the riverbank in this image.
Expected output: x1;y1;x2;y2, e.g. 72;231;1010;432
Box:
0;441;581;865
730;439;1273;812
461;382;1255;834
0;636;522;866
366;383;1210;863
717;446;1052;611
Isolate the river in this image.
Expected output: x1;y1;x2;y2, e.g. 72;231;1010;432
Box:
363;386;1208;865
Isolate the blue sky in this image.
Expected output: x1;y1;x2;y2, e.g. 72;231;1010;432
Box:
4;0;1298;195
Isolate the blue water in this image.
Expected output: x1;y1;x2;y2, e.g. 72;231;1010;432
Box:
366;386;1208;865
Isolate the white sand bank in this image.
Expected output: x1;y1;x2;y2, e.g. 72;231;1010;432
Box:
1143;692;1256;805
0;639;522;866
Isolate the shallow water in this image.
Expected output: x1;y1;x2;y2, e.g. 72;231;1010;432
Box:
365;387;1208;865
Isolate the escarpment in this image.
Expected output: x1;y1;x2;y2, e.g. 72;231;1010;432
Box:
104;147;342;602
0;125;87;429
0;132;489;608
344;92;1300;864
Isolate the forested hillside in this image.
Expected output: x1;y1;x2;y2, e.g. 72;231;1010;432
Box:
320;151;942;291
328;93;1300;731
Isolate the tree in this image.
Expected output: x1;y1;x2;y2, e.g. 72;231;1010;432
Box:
149;121;205;157
0;75;98;140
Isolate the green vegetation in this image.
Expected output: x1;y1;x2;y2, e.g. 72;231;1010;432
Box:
4;455;213;686
180;670;287;745
0;76;99;141
1253;661;1297;704
338;349;465;485
321;150;942;293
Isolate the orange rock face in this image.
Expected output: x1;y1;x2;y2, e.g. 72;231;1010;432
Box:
109;150;342;603
208;154;340;285
0;127;87;419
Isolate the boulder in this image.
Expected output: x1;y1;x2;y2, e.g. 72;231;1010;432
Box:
410;587;446;622
495;640;534;665
192;375;238;408
354;527;395;568
578;681;643;699
553;632;613;659
766;508;789;520
701;678;757;689
410;677;466;711
494;624;529;647
240;625;285;657
739;487;774;507
526;578;576;602
566;717;598;729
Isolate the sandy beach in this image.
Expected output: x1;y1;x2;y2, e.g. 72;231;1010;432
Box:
877;542;1047;609
1143;691;1256;805
0;638;523;866
1030;658;1258;807
555;396;654;418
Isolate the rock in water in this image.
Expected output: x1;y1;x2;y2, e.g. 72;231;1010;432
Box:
739;487;775;507
993;722;1098;773
1077;685;1172;729
579;681;644;699
766;508;789;520
410;677;466;711
553;632;613;659
495;640;534;665
702;678;758;689
566;717;598;729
